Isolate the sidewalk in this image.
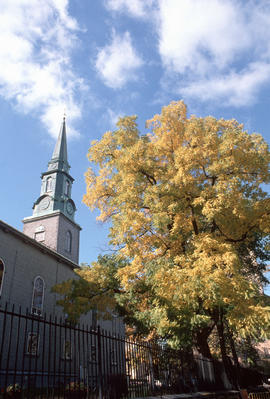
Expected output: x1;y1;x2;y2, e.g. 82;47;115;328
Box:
134;391;240;399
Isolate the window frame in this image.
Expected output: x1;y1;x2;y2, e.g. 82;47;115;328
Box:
65;180;70;196
34;229;45;242
31;276;45;316
65;230;72;253
89;344;97;363
63;339;72;360
26;332;39;356
46;177;52;192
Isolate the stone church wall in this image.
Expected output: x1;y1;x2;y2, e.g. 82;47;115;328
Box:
57;213;80;264
23;214;59;252
0;224;75;317
0;221;125;335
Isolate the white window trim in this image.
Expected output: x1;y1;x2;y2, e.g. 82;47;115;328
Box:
0;258;5;296
31;276;45;316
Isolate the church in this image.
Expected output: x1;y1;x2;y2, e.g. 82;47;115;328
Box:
0;117;84;320
0;119;126;394
0;118;123;333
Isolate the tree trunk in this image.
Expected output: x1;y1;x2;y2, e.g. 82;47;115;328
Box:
216;315;237;389
227;325;241;389
196;326;224;389
196;327;213;358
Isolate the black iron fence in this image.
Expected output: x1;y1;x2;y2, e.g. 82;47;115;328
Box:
0;303;225;398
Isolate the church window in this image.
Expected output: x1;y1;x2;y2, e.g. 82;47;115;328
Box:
35;231;45;242
65;180;70;196
26;332;39;355
89;345;97;363
34;226;45;242
46;177;52;192
66;231;72;253
31;276;45;316
0;259;5;296
63;340;72;360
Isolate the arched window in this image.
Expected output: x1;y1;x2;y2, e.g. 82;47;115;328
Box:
31;276;45;316
0;259;5;296
65;180;70;196
46;177;52;192
66;231;72;253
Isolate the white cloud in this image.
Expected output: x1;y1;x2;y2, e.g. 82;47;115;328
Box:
106;108;124;128
95;31;143;89
106;0;270;106
181;62;270;106
0;0;86;138
157;0;270;105
158;0;251;75
105;0;154;18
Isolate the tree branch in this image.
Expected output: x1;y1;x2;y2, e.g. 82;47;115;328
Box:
139;169;157;185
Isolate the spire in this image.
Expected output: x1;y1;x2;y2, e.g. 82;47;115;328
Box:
23;115;81;263
48;116;70;173
27;114;76;221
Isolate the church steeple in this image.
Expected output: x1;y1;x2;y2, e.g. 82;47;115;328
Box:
48;117;70;173
32;117;76;221
22;118;81;263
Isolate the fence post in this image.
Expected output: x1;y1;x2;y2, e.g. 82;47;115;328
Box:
148;342;155;392
97;326;103;399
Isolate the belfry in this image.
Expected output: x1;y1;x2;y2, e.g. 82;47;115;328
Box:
23;117;81;263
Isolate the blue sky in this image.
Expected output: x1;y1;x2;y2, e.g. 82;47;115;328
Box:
0;0;269;289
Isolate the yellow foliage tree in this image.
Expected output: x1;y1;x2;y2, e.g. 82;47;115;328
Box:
57;101;270;387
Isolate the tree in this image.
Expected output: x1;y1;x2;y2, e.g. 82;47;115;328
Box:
55;101;270;387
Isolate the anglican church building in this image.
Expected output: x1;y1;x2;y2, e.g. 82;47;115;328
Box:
0;119;122;333
0;118;85;318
